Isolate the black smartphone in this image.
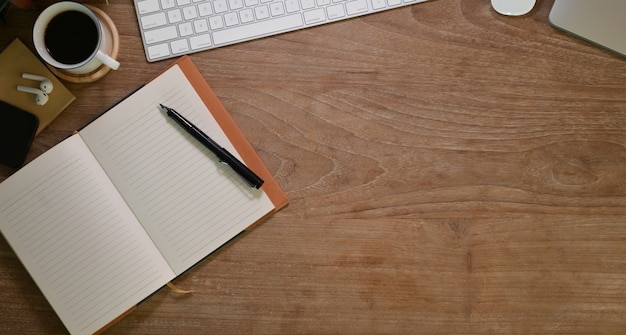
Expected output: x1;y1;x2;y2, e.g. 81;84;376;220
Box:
0;100;39;168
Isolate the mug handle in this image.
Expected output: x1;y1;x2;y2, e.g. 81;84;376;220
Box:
95;50;120;70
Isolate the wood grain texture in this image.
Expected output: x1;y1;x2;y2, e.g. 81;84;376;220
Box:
1;0;626;334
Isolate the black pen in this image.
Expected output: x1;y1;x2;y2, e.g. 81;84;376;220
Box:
159;104;264;189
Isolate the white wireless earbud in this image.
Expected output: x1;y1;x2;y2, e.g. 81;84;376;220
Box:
17;85;49;105
22;73;53;93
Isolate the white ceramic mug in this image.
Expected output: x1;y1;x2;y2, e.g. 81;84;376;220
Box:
33;1;120;74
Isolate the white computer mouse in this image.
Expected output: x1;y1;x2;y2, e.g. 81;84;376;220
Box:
491;0;536;16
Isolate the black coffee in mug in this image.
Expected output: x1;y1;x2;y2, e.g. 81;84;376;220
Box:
44;10;99;65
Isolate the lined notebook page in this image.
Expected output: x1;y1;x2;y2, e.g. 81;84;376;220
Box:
0;135;175;335
79;65;275;274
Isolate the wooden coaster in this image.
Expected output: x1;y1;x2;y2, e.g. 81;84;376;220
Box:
48;5;120;83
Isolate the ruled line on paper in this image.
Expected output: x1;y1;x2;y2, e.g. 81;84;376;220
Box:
77;65;275;275
0;136;175;335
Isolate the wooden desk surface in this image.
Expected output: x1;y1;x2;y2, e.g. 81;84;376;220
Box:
1;0;626;333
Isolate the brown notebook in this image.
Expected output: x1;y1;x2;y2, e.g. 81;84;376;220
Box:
0;56;288;335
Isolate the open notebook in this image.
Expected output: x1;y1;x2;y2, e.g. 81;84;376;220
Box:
0;56;288;335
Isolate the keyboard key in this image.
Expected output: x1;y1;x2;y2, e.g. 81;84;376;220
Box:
371;0;385;9
212;13;303;45
285;0;300;12
224;12;239;26
171;39;190;53
388;0;401;5
198;2;212;16
179;21;193;35
229;0;244;9
144;26;178;44
245;0;259;6
270;2;285;16
178;22;193;36
303;8;324;24
147;43;170;59
213;0;228;13
183;5;198;19
208;15;224;29
137;0;160;14
255;5;270;19
189;34;212;49
194;18;209;32
240;8;255;22
161;0;176;9
141;12;167;29
327;4;345;19
301;0;315;10
168;8;183;22
346;0;367;15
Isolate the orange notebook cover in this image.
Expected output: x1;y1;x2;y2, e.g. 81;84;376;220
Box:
169;56;288;210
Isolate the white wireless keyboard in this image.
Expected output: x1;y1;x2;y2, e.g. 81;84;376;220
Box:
134;0;429;62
